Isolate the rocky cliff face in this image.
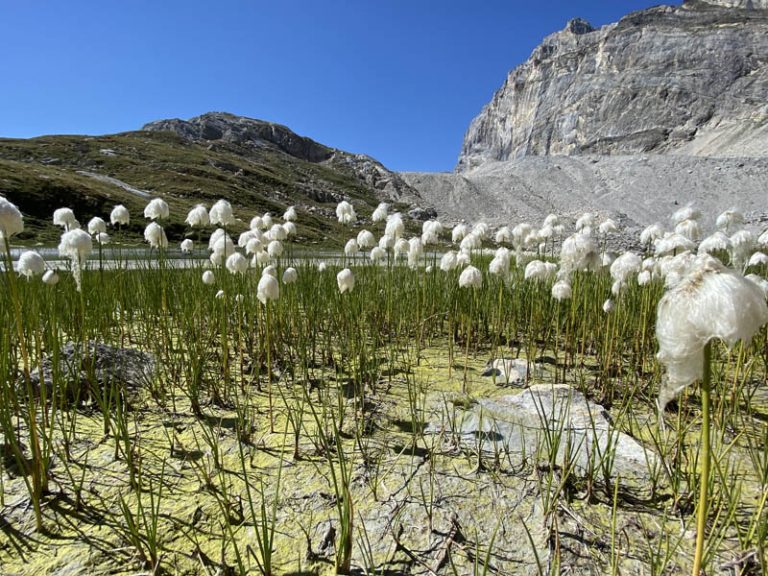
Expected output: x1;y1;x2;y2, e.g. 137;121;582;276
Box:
457;1;768;171
144;112;419;203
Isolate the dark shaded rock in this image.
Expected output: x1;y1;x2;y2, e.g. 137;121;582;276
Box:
28;341;155;403
407;206;438;221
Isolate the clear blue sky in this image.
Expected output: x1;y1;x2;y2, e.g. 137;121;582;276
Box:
0;1;675;172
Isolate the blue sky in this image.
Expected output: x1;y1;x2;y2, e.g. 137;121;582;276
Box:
0;1;675;172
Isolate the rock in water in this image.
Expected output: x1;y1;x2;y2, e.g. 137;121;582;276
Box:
457;1;768;171
28;341;155;403
427;384;659;497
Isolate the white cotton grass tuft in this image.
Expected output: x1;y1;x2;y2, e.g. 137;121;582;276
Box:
144;198;169;221
489;247;511;277
698;231;731;256
257;274;280;304
378;234;395;250
209;199;236;227
637;270;653;286
53;208;78;230
58;229;93;292
674;219;701;242
336;201;357;225
225;252;249;275
385;213;404;239
747;252;768;268
337;268;355;293
440;251;458;272
407;237;423;268
458;265;482;288
0;197;24;239
393;238;409;258
344;238;360;257
654;232;695;256
456;250;472;268
551;280;572;301
110;204;130;226
250;215;264;231
603;299;614;313
459;232;481;252
202;270;215;285
186;204;209;228
144;222;168;249
87;217;107;236
715;208;743;233
598;218;619;235
610;252;642;284
282;267;298;284
42;269;59;286
283;206;297;222
421;220;443;245
17;251;46;279
180;239;194;253
758;228;768;249
215;289;225;300
372;203;389;223
656;254;768;410
524;260;557;282
357;229;376;249
267;240;284;258
671;203;701;225
472;222;490;240
451;223;469;243
262;265;278;278
209;229;235;257
318;261;327;272
495;226;512;244
640;223;664;246
262;213;274;229
575;213;595;232
283;222;297;237
370;246;386;262
268;223;287;241
729;229;755;269
560;232;599;276
95;232;110;245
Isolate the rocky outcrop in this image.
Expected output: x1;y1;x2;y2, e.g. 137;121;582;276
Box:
144;112;420;203
457;2;768;171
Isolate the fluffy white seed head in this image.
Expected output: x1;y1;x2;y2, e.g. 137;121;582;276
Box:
257;274;280;304
440;251;458;272
610;252;642;284
225;252;249;275
747;252;768;268
698;231;731;256
598;218;619;235
575;213;595;232
716;208;743;233
560;232;599;275
144;222;168;249
250;215;264;230
337;268;355;293
144;198;169;221
283;206;297;222
262;265;278;278
268;223;287;241
603;299;614;313
472;222;490;240
58;229;93;292
459;232;481;252
421;220;443;245
458;265;482;288
656;255;768;410
357;229;375;249
318;262;327;272
267;240;284;258
495;226;512;244
758;228;768;248
110;204;130;226
637;270;653;286
640;223;664;245
202;270;215;285
209;199;236;227
730;229;755;269
282;267;298;284
336;201;357;225
378;234;395;250
551;280;572;301
53;207;77;229
17;251;45;279
525;260;558;281
456;251;471;268
372;203;389;223
451;223;469;243
671;203;700;225
489;247;511;277
745;273;768;297
385;213;404;239
674;219;701;242
654;232;695;256
180;239;194;253
370;246;386;262
344;238;360;257
87;217;107;235
96;232;110;245
42;269;59;286
215;289;225;300
283;222;297;237
0;197;24;239
186;204;209;228
407;237;424;268
393;238;409;257
262;213;273;229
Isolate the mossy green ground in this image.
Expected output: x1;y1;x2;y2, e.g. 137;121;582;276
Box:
3;339;766;575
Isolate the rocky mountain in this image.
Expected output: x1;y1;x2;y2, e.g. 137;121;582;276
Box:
143;112;418;204
0;113;422;244
457;0;768;171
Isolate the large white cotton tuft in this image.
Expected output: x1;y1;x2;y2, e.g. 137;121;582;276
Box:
337;268;355;293
458;265;482;288
0;197;24;239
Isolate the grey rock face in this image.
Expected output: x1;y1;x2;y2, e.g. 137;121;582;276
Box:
457;2;768;171
144;112;420;203
28;341;156;403
427;385;660;496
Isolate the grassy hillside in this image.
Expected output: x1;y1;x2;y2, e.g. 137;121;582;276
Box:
0;130;409;246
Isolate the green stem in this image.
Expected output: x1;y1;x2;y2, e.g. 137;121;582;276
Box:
692;340;712;576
